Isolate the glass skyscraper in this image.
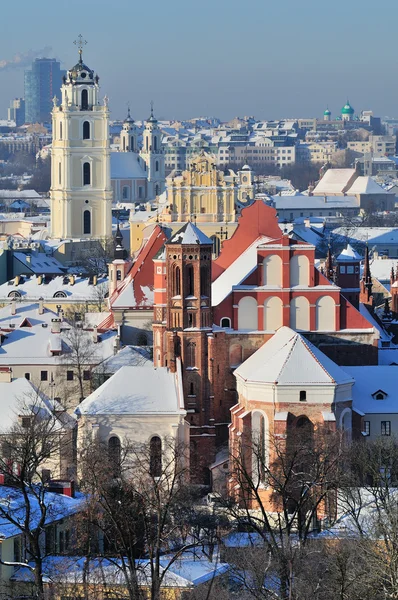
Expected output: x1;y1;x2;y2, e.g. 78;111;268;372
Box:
24;58;66;124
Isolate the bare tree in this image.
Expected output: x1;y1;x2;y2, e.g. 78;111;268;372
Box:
80;436;219;600
227;425;345;599
0;392;75;600
74;237;115;276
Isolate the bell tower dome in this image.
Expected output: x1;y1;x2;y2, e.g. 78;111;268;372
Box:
50;36;112;240
120;107;139;152
140;104;165;198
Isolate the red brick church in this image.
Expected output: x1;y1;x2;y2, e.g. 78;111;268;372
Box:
150;200;378;480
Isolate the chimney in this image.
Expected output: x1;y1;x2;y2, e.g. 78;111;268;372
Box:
26;255;31;264
51;318;61;334
93;274;98;286
38;297;44;315
37;274;43;285
0;367;12;383
11;300;16;316
14;275;20;287
304;218;311;228
113;335;121;355
69;274;75;286
93;326;98;343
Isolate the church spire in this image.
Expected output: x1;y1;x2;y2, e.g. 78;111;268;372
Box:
360;244;373;305
325;245;334;281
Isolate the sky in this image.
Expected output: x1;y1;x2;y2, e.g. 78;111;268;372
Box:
1;0;397;122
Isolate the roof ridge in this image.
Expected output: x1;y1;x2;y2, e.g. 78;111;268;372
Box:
275;333;298;383
300;336;335;383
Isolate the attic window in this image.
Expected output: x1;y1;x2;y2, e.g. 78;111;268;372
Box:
8;291;21;298
299;390;307;402
372;390;387;400
20;318;32;328
53;291;67;298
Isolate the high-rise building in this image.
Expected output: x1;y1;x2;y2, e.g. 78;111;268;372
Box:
7;98;25;126
24;58;66;124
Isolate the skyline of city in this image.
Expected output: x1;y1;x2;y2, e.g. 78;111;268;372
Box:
1;0;398;121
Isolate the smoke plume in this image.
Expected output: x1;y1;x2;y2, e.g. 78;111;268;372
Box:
0;46;53;71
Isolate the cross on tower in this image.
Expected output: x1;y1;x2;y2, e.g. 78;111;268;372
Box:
74;34;87;61
215;224;229;240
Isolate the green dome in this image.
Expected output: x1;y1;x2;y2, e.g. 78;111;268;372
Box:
324;108;331;116
341;102;354;115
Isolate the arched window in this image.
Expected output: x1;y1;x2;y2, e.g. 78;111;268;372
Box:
122;137;126;151
59;122;62;140
150;436;162;478
173;265;181;297
186;264;194;297
155;160;159;172
252;411;268;483
116;270;122;281
81;89;88;110
83;210;91;235
263;255;282;286
238;296;257;330
211;236;221;257
122;186;129;200
83;121;90;140
220;317;231;328
200;265;209;297
154;136;158;151
146;136;149;151
53;291;67;299
108;436;121;476
83;162;91;185
290;296;310;331
58;162;62;185
155;184;159;196
186;341;196;367
263;296;283;331
130;136;135;151
315;296;336;331
290;255;310;287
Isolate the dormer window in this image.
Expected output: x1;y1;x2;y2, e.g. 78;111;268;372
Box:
372;390;387;400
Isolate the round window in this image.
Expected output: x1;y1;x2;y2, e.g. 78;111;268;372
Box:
242;176;248;182
81;72;87;79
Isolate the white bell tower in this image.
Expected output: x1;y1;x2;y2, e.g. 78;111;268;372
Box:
50;36;112;240
140;105;165;199
120;107;139;152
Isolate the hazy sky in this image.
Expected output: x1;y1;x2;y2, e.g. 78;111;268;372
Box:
1;0;397;122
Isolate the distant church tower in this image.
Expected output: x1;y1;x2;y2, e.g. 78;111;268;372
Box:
120;107;139;152
50;38;112;239
140;105;165;198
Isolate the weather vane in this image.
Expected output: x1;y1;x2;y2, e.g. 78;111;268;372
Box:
74;34;87;60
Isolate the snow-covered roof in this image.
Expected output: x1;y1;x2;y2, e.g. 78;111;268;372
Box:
271;194;359;210
313;169;356;194
333;227;398;246
0;189;41;199
348;176;391;195
110;152;147;180
0;275;108;302
212;235;272;307
0;377;71;433
336;244;362;262
343;366;398;414
0;486;84;539
13;252;65;274
235;326;354;386
0;302;116;366
12;554;229;588
167;222;212;246
76;365;185;416
93;345;152;374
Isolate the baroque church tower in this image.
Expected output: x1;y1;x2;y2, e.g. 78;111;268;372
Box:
50;39;112;239
120;107;139;153
140;106;165;198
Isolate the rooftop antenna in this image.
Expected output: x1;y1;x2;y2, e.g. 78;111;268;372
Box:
73;34;87;63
